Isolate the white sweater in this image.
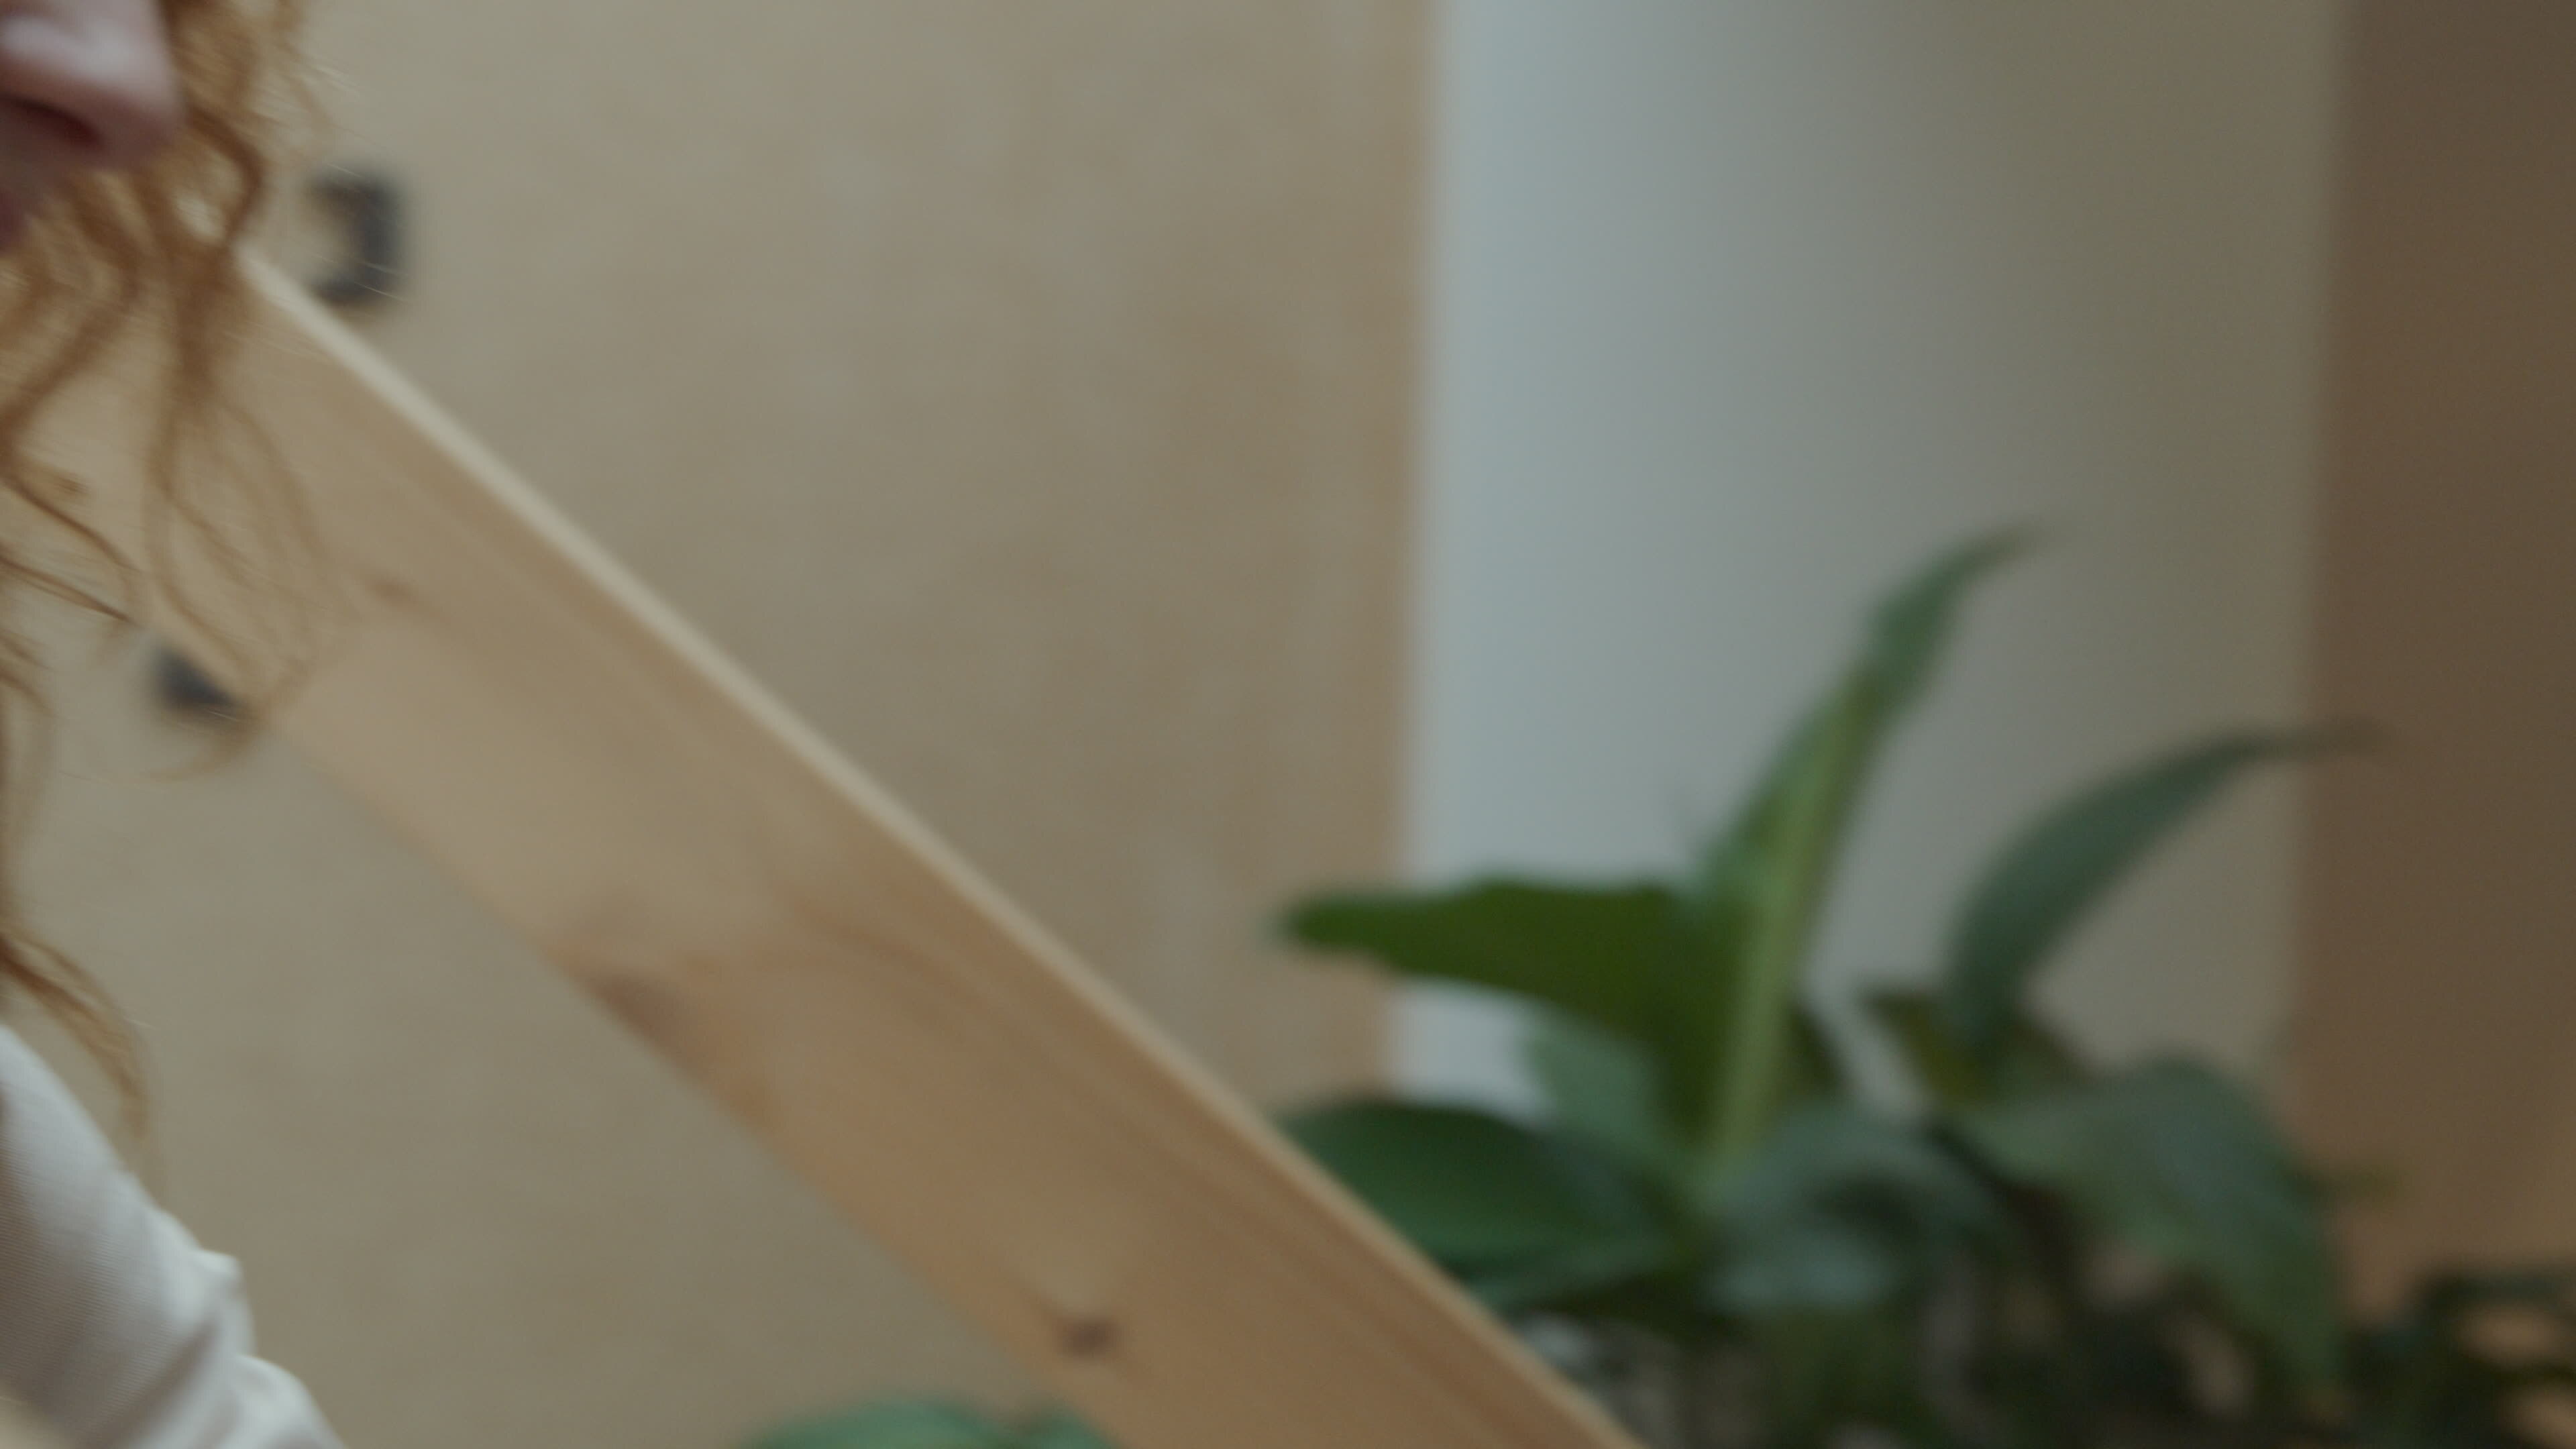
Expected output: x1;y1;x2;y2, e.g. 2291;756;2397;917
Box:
0;1028;341;1448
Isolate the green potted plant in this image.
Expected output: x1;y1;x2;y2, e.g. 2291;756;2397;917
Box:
1278;534;2575;1448
752;535;2576;1448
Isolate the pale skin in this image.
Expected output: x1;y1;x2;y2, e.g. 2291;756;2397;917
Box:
0;0;180;246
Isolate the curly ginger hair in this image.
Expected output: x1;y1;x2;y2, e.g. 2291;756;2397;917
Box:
0;0;312;1120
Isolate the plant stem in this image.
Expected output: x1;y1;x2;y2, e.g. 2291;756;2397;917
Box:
1709;698;1874;1170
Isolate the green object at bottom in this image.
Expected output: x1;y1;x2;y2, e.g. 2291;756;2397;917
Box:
747;1402;1113;1449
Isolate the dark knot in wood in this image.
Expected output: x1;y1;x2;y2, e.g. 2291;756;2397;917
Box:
1055;1315;1121;1361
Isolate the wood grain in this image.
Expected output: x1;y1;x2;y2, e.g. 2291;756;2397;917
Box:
48;8;1419;1442
45;262;1633;1449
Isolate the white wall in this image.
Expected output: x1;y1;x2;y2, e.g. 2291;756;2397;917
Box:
1399;2;2346;1106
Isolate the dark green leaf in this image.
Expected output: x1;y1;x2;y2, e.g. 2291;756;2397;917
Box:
1707;1104;2006;1315
1943;730;2331;1061
1750;1309;1958;1449
2412;1266;2576;1313
2350;1266;2576;1444
1523;1006;1839;1183
1957;1061;2342;1385
746;1401;1018;1449
2076;1300;2205;1425
2347;1276;2576;1449
1282;881;1690;1051
1686;532;2023;1163
1862;530;2033;708
1283;1099;1670;1271
1525;1011;1679;1178
1782;1008;1849;1107
1464;1232;1684;1316
1868;987;2085;1108
1713;1216;1907;1316
1870;990;1986;1108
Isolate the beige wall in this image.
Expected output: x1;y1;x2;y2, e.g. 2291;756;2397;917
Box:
2293;0;2576;1302
18;4;1427;1446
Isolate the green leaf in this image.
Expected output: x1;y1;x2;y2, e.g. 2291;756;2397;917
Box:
2412;1267;2576;1327
1862;531;2032;707
746;1401;1018;1449
1715;1216;1909;1318
1957;1061;2342;1385
1690;531;2024;1162
1708;1104;2007;1316
2348;1274;2576;1449
1282;881;1690;1052
1283;1099;1671;1276
1943;730;2331;1062
1525;1011;1679;1178
1780;1009;1850;1108
1750;1309;1958;1449
1868;987;2085;1108
1463;1232;1685;1316
1524;1004;1843;1186
1283;880;1752;1155
1870;990;1986;1108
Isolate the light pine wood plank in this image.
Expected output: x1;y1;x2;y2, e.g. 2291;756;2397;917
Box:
46;9;1416;1441
44;262;1634;1449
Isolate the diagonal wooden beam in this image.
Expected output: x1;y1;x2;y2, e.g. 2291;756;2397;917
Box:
46;262;1636;1449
